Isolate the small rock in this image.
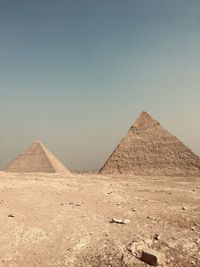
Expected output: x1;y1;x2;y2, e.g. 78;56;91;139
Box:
182;206;187;210
191;226;196;231
110;218;130;224
194;238;200;244
143;238;153;247
110;218;123;224
8;214;14;218
127;240;147;256
146;215;154;220
117;203;121;205
154;233;160;240
123;219;130;224
141;249;165;266
167;241;176;249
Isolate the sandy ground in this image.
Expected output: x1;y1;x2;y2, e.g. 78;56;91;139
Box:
0;172;199;267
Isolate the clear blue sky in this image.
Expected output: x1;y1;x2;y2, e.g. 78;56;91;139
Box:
0;0;200;171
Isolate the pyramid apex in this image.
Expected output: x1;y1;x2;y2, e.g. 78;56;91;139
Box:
34;140;42;144
32;140;46;148
141;110;149;114
138;111;152;119
132;111;157;130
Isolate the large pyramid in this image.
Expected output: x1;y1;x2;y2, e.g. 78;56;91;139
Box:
5;141;71;174
100;111;200;176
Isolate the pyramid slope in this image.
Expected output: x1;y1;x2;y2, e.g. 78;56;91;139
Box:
100;111;200;176
5;141;71;174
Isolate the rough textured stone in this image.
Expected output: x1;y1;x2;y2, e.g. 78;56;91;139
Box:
141;248;165;266
100;111;200;176
4;141;71;174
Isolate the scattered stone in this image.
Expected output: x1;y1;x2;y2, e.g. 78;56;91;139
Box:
127;240;147;256
141;249;165;266
117;203;121;205
191;226;196;231
167;241;176;249
60;203;64;206
143;238;153;247
131;208;136;212
110;218;130;224
146;215;155;220
194;238;200;245
154;233;160;240
75;203;81;206
123;219;130;224
182;241;198;252
69;202;74;205
182;206;187;210
191;256;200;262
8;214;14;218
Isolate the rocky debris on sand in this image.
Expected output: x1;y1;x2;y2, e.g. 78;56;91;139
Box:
154;233;160;240
8;214;14;217
143;238;153;246
194;238;200;245
141;248;165;266
127;240;148;257
110;218;130;224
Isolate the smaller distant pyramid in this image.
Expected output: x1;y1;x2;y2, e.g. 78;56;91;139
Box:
100;111;200;176
5;141;71;174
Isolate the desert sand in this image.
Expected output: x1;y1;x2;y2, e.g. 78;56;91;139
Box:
0;172;199;267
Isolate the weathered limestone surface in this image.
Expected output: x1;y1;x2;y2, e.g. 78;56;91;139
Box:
100;111;200;176
5;141;71;174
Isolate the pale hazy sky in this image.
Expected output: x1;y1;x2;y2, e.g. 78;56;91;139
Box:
0;0;200;171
